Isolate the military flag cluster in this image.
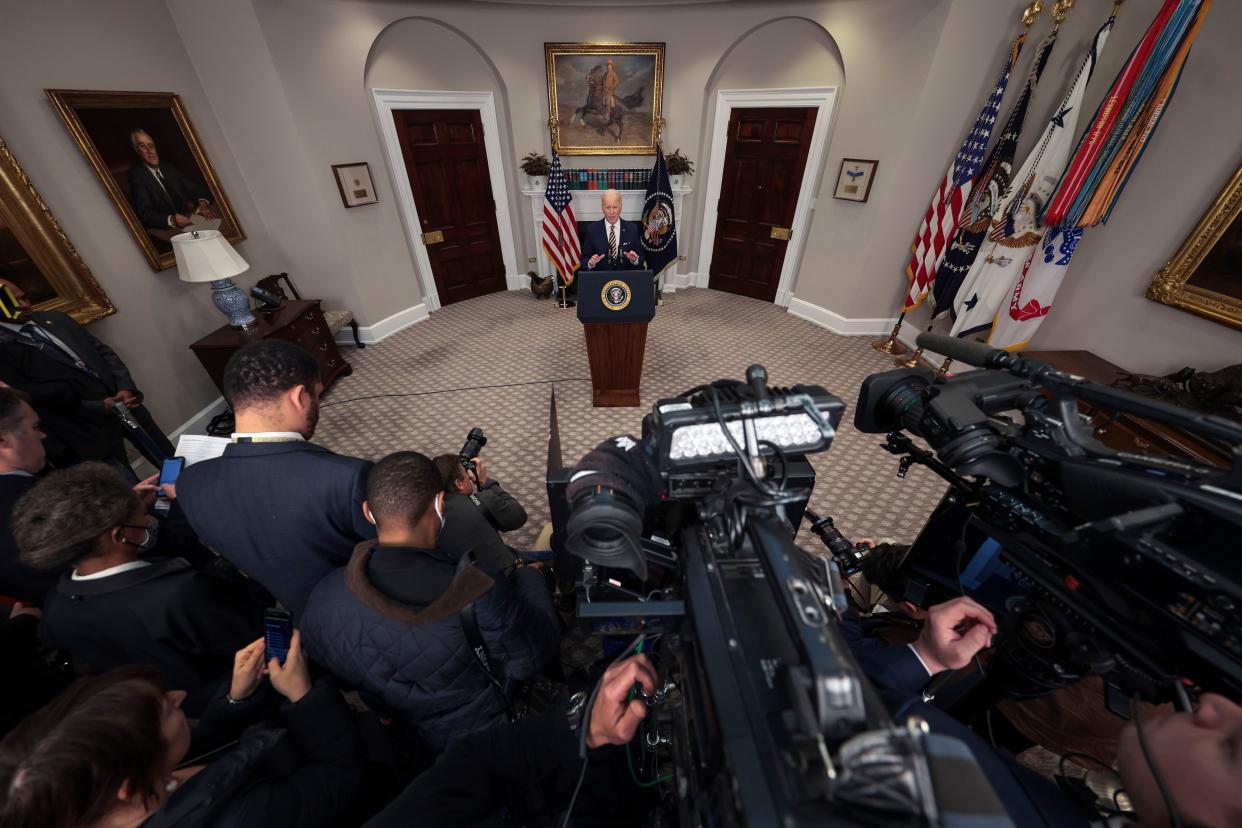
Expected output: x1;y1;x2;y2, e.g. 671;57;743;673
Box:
883;0;1212;360
947;12;1115;339
989;0;1211;350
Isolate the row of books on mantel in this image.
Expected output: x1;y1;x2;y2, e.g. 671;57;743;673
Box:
564;168;651;190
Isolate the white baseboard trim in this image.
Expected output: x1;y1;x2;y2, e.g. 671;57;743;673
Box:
335;302;429;346
506;272;529;291
170;395;230;441
787;297;899;337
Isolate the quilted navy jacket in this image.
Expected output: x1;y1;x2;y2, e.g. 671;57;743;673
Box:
301;540;560;752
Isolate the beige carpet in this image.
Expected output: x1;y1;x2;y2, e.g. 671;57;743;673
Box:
313;287;948;551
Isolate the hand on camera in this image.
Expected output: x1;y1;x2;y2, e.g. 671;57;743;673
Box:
587;654;657;748
470;456;489;487
912;596;996;675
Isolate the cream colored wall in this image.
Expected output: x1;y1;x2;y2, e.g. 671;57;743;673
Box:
171;0;972;327
3;0;1235;444
0;0;288;431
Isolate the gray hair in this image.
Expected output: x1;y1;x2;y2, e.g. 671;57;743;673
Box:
129;129;153;153
14;462;138;571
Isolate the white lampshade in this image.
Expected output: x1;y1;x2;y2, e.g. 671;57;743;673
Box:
171;230;249;283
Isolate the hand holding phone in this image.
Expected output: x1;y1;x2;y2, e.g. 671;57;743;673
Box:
158;457;185;499
264;608;293;666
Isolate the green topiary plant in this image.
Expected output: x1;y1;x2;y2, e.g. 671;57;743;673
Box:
520;152;552;176
665;148;694;177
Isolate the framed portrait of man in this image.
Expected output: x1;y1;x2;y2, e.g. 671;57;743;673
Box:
45;90;245;271
545;42;665;155
0;133;115;323
1147;161;1242;332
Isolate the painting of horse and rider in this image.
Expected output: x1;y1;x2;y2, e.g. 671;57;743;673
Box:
544;42;664;155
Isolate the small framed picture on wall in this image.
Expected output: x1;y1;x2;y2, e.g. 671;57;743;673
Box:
332;162;379;207
833;158;878;203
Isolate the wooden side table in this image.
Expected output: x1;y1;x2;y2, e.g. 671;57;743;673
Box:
189;299;352;395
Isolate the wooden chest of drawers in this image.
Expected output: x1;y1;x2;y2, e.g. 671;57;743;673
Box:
189;300;352;396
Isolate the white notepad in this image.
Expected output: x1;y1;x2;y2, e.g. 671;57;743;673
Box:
174;434;230;466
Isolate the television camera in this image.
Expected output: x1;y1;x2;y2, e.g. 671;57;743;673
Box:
550;335;1242;826
553;366;1008;827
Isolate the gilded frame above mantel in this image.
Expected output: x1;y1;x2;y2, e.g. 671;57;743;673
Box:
1147;161;1242;332
0;133;115;324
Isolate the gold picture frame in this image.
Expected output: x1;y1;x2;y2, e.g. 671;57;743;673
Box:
45;89;245;272
1147;161;1242;332
0;133;115;324
545;42;665;155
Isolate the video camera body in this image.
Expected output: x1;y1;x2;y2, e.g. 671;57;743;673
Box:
553;339;1242;826
857;335;1242;710
557;367;1001;827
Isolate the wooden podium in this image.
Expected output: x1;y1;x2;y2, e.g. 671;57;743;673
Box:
577;270;655;407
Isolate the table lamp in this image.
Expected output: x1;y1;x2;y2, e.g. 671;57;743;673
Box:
172;229;256;330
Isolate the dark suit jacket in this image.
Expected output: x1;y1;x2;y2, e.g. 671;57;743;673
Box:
39;557;263;716
127;162;212;230
0;311;139;466
176;441;376;618
839;615;1091;827
580;219;645;271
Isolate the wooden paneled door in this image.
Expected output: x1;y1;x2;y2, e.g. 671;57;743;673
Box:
708;107;817;302
393;109;506;306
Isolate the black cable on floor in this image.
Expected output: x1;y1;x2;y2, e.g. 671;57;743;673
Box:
319;377;594;408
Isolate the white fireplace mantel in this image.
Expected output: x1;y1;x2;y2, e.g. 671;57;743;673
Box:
521;185;692;288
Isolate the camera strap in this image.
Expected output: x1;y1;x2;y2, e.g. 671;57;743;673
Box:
455;552;506;695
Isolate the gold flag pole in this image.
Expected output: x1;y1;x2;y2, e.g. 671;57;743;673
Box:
872;318;909;355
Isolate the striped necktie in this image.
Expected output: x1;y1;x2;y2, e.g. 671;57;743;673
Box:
608;222;617;259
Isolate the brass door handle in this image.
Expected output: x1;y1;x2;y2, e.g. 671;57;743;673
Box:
422;230;445;245
770;226;791;241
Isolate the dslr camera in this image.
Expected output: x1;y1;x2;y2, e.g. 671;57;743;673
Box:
459;427;487;474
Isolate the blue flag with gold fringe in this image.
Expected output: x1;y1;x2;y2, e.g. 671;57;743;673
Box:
640;146;677;279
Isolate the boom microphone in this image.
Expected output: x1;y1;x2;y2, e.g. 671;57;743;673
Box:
914;333;1013;370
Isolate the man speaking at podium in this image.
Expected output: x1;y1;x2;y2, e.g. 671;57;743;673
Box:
581;189;645;272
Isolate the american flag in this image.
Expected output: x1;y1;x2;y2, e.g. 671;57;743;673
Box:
903;36;1022;312
541;153;580;286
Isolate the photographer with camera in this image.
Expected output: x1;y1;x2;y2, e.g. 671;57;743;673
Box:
432;427;530;576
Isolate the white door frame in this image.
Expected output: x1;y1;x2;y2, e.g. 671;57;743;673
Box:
696;87;838;307
371;88;519;312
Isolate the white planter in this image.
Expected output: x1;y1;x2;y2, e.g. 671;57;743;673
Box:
527;175;546;190
669;174;685;188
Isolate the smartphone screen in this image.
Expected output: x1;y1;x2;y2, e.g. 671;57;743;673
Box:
264;608;292;665
0;285;20;320
158;457;185;497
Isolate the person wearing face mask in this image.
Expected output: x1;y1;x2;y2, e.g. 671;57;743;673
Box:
300;451;560;752
11;462;263;716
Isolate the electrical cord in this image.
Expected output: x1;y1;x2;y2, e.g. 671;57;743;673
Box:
560;633;649;828
1131;696;1183;828
320;377;593;409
